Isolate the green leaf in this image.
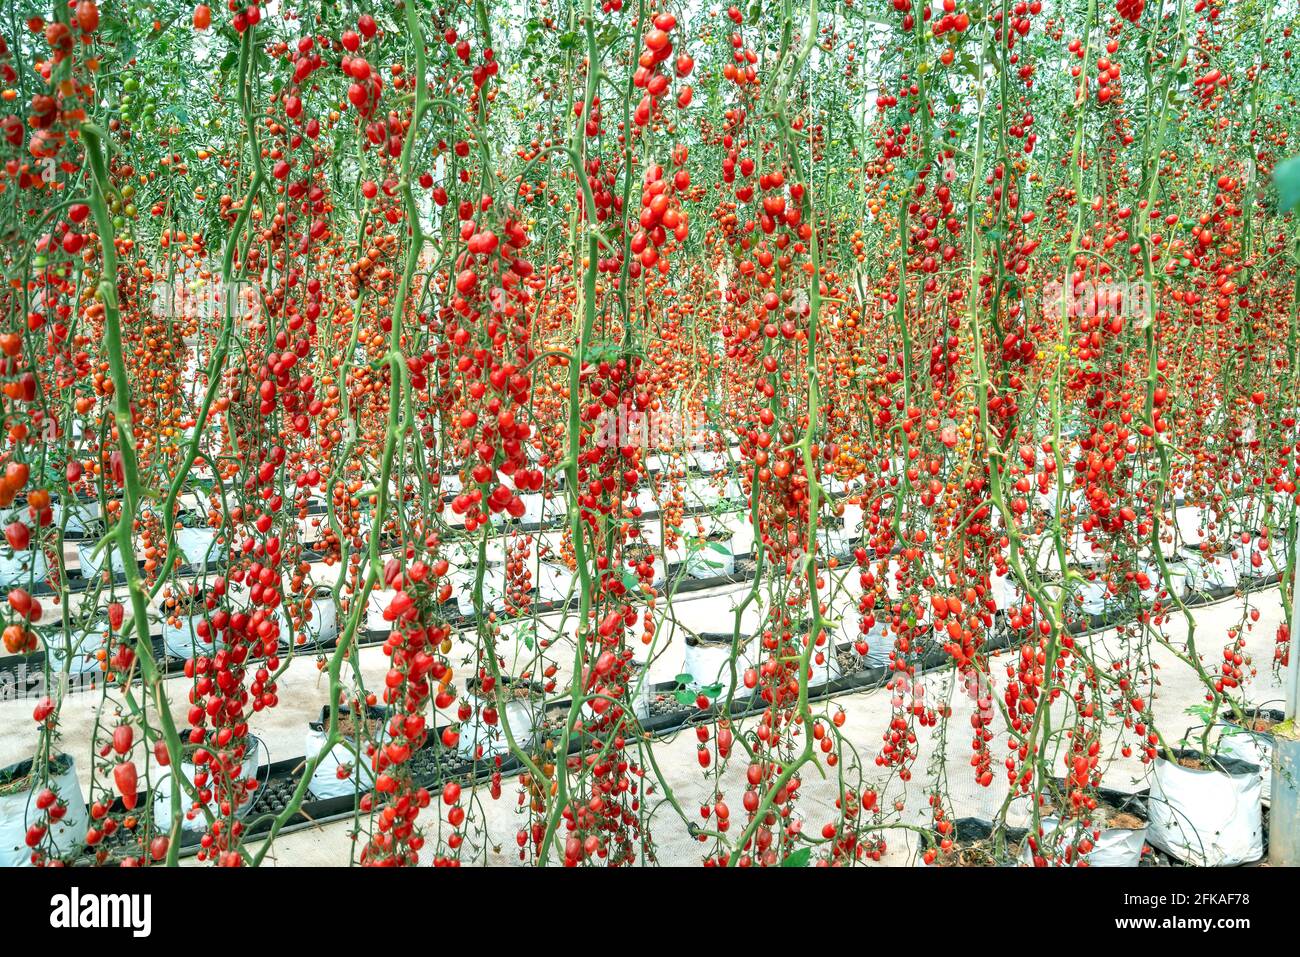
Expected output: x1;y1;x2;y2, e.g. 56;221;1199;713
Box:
782;847;812;867
674;673;694;686
1184;703;1213;721
1274;155;1300;213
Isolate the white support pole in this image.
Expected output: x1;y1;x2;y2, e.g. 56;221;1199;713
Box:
1271;546;1300;864
1288;562;1300;720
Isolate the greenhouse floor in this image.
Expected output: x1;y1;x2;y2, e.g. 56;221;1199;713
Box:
3;579;1277;867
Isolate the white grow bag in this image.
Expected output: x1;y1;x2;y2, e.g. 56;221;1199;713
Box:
163;609;222;660
850;619;894;668
305;708;389;800
0;754;90;867
1147;751;1263;866
582;665;652;725
1232;547;1270;583
1182;554;1239;596
1155;560;1189;601
1215;709;1284;806
688;478;726;508
1020;813;1147;867
43;625;108;676
77;538;128;578
515;493;547;525
622;550;667;591
806;640;846;688
52;502;97;535
277;587;338;648
535;562;575;604
817;524;852;558
684;535;735;580
1076;579;1109;618
175;527;217;566
0;548;49;588
153;738;265;834
366;588;398;632
691;450;730;474
454;568;508;618
458;693;536;760
681;634;756;697
993;571;1024;613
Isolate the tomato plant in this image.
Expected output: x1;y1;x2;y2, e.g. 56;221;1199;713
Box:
0;0;1296;870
